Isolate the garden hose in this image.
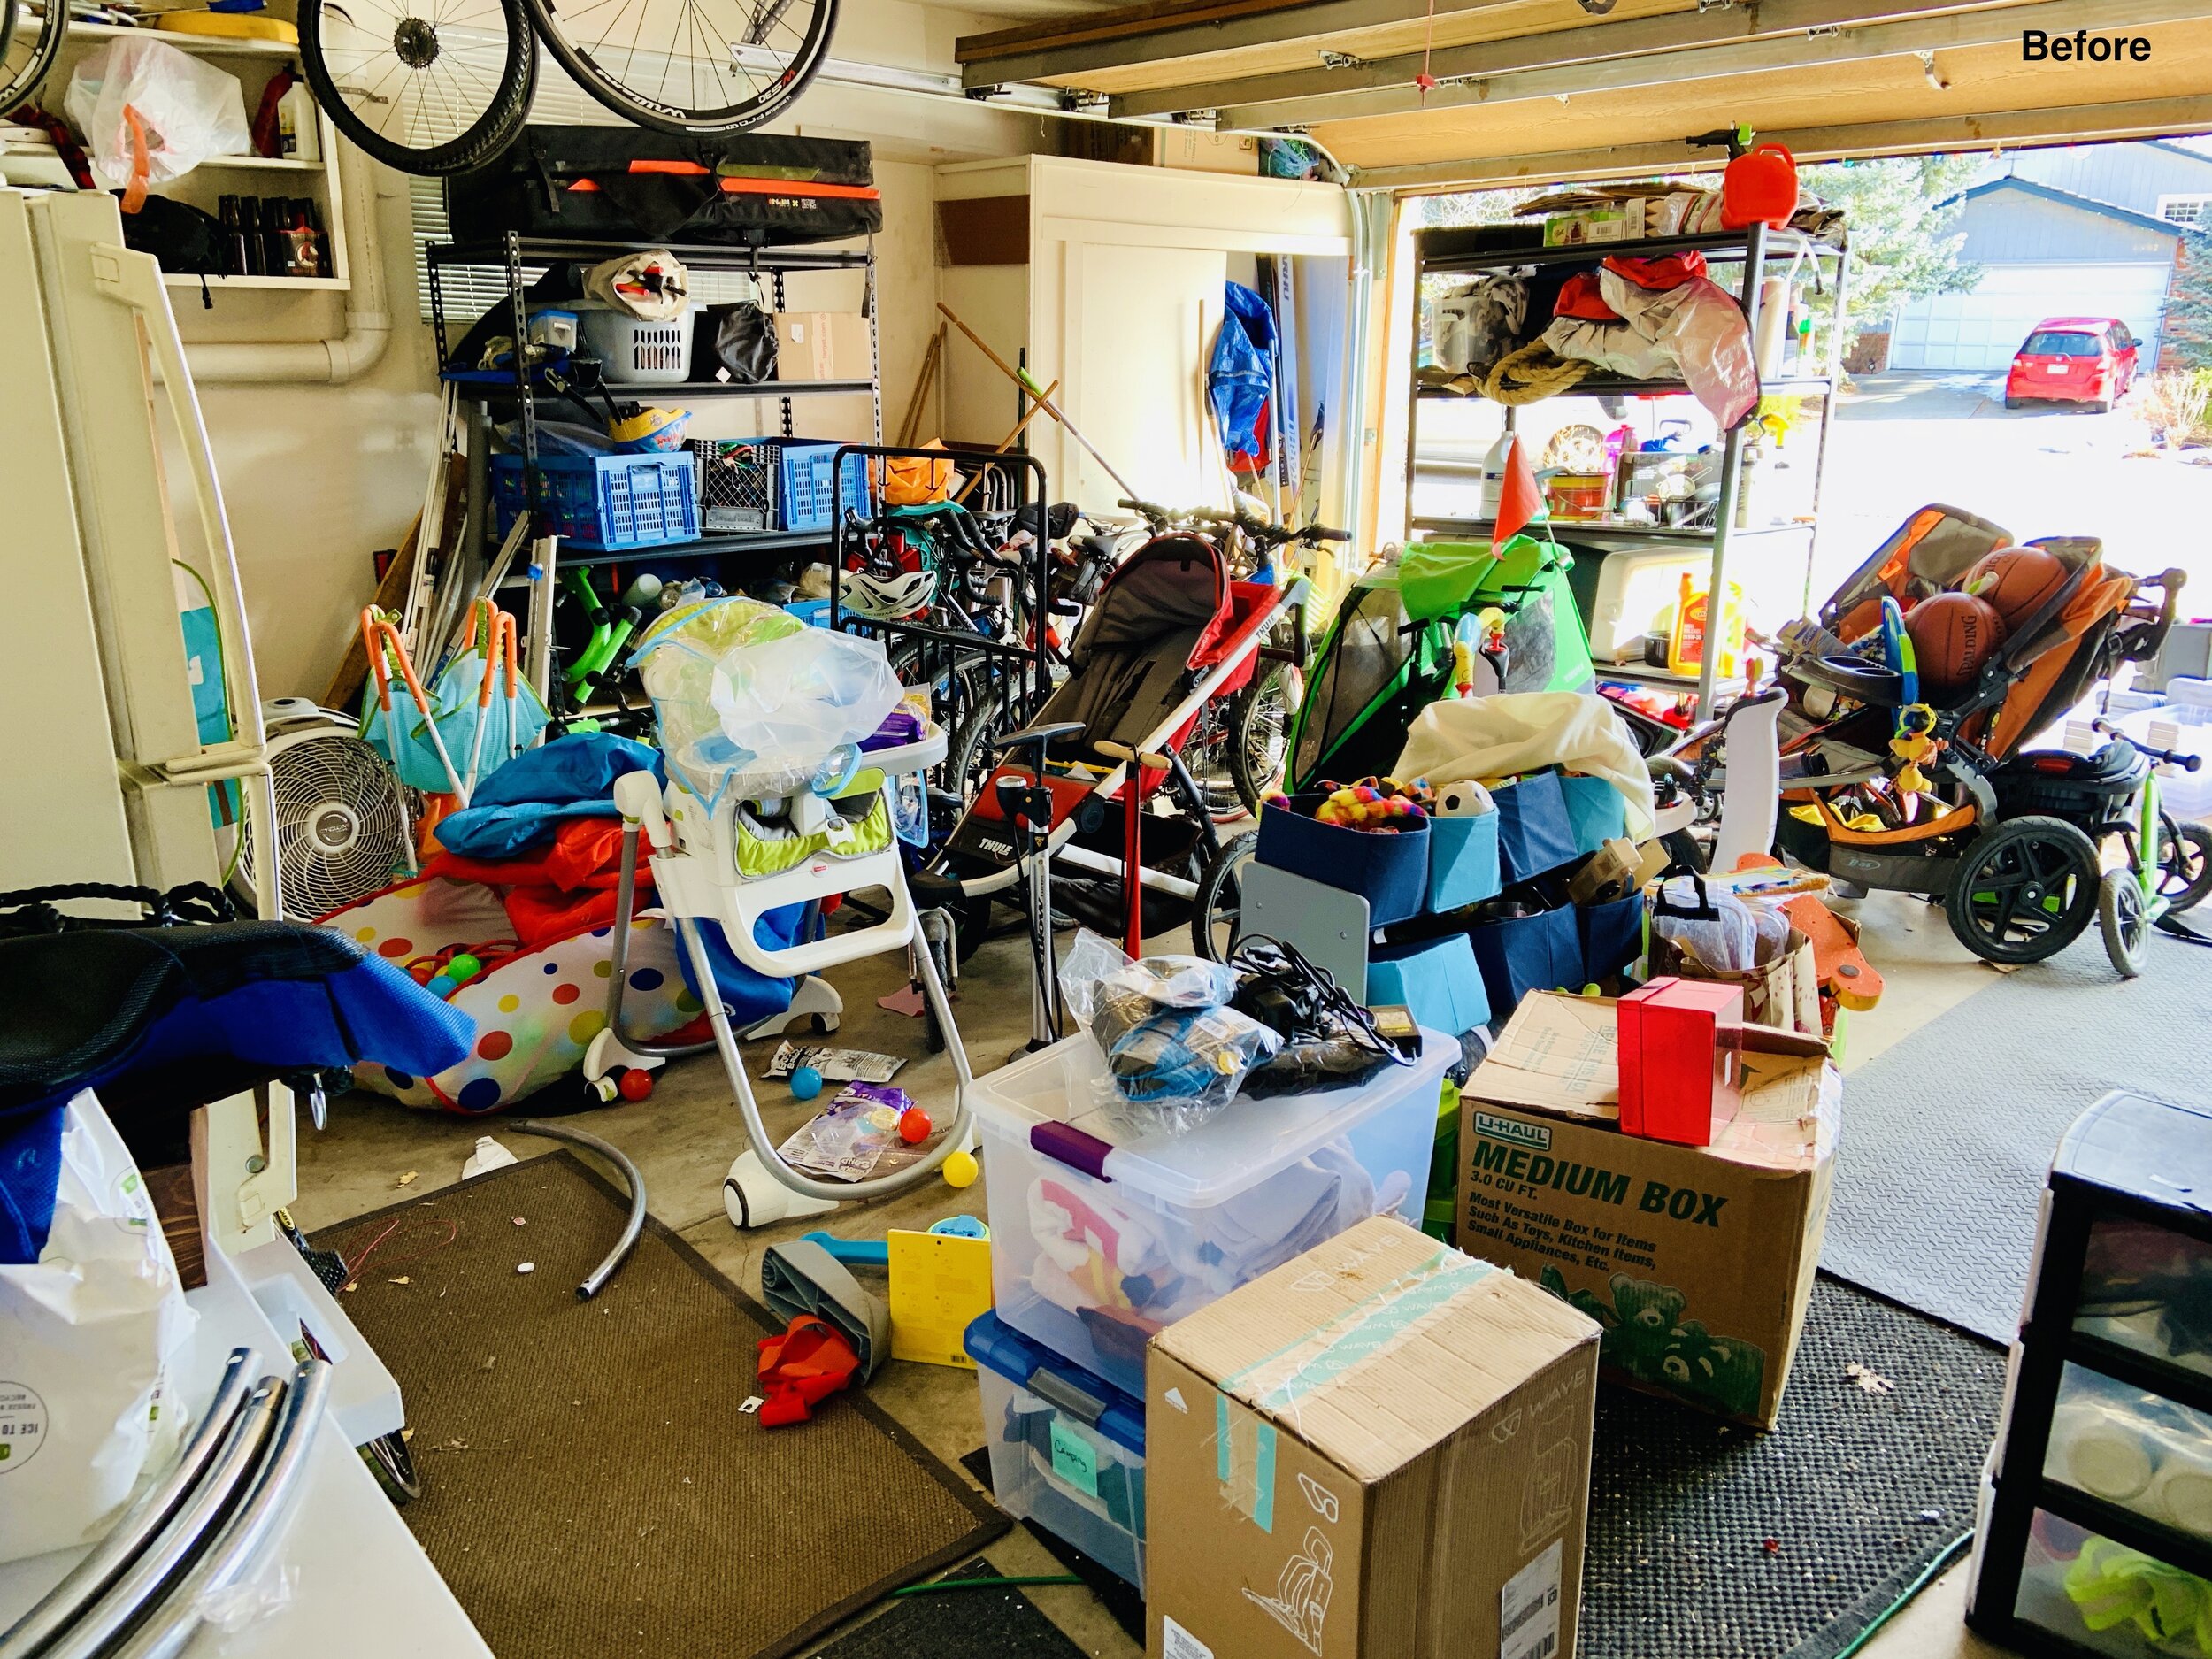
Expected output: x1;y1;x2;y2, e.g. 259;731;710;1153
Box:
1482;341;1593;404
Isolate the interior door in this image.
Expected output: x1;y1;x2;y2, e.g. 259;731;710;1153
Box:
1069;242;1228;511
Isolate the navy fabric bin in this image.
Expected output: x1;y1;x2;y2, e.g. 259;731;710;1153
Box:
1369;933;1490;1036
1577;892;1646;984
1491;770;1579;884
1563;774;1629;856
1427;811;1502;912
1467;905;1584;1014
1257;795;1430;927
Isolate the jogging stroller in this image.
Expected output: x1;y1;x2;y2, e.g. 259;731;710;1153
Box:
1284;534;1601;794
918;530;1305;1033
1767;503;2207;964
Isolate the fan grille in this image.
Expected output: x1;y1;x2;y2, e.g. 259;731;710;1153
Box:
240;733;410;918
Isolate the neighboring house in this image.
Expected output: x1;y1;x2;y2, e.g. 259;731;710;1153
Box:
1885;141;2212;373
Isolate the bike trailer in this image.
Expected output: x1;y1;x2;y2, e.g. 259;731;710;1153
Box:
446;128;881;249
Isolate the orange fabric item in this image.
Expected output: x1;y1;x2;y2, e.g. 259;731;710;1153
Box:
718;177;879;200
422;818;649;948
1494;435;1544;546
755;1315;862;1426
1554;271;1617;321
1985;568;2135;758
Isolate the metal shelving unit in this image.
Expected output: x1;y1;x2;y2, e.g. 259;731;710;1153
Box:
1405;223;1848;714
424;233;883;704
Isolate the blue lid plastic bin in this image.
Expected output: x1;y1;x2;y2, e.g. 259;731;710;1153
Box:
490;450;700;552
965;1310;1148;1588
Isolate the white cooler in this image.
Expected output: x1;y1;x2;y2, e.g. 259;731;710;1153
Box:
967;1029;1454;1399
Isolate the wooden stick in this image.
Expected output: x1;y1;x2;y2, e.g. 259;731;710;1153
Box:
936;300;1141;503
955;378;1061;505
896;325;944;447
323;512;422;710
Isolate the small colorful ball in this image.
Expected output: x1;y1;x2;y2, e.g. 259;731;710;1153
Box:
426;973;458;999
790;1065;824;1101
618;1067;655;1102
447;953;483;985
941;1148;979;1187
898;1105;933;1145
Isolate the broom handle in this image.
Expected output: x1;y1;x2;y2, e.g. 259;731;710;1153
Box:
935;303;1140;503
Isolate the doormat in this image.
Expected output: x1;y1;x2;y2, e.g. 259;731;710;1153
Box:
963;1276;2000;1659
807;1557;1090;1658
1822;933;2212;1340
317;1152;1006;1659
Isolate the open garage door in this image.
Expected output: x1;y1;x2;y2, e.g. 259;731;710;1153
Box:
1891;262;2175;369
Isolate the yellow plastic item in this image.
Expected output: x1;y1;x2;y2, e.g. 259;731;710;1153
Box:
886;1228;994;1368
157;12;301;42
1668;570;1747;680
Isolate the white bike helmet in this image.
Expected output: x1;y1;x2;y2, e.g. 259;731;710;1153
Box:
841;568;937;621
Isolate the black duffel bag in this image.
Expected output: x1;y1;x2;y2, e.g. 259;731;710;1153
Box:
446;127;879;249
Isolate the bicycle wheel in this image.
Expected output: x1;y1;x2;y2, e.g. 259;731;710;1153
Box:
1;0;65;120
300;0;535;176
525;0;837;134
1228;661;1301;817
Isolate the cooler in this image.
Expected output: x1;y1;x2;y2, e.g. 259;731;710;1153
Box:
965;1028;1455;1398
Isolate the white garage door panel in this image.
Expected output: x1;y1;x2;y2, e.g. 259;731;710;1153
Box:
1890;263;2170;371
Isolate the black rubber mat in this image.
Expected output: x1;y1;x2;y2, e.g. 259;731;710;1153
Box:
1583;1274;2004;1659
807;1558;1089;1657
318;1154;1006;1659
1824;933;2212;1340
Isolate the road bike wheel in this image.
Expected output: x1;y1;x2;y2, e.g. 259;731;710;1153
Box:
1228;661;1301;818
1;0;65;119
1191;829;1256;963
524;0;837;133
300;0;535;176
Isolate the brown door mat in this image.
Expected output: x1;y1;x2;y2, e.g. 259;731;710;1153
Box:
316;1151;1008;1659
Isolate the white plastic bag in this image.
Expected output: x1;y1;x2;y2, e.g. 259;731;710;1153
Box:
706;626;901;797
65;37;250;199
0;1092;196;1563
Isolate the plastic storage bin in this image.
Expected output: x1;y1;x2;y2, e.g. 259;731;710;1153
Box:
1257;795;1432;927
2119;680;2212;823
764;439;872;531
490;451;700;551
687;439;774;533
965;1310;1148;1588
575;301;696;386
968;1027;1455;1398
1427;810;1502;912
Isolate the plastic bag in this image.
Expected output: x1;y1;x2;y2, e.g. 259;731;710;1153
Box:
65;38;250;204
1664;277;1759;430
1650;876;1760;972
1058;929;1278;1138
0;1093;196;1564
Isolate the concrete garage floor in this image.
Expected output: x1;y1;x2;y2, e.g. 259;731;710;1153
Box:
288;889;2021;1659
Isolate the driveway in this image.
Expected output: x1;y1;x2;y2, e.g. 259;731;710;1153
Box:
1806;370;2212;623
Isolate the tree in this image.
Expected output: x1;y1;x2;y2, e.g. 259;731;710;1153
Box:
2160;227;2212;370
1798;155;1984;339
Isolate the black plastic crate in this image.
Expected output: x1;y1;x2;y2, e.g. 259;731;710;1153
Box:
687;440;776;533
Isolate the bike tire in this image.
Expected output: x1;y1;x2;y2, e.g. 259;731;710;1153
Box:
299;0;536;177
524;0;838;134
1228;662;1301;818
1;0;65;120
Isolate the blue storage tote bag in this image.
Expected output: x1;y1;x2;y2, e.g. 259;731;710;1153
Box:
1577;892;1647;985
1490;770;1579;884
1257;795;1431;927
1563;773;1629;856
1370;933;1489;1037
1467;904;1583;1014
1427;810;1502;912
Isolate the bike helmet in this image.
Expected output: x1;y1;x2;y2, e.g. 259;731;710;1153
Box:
841;568;937;622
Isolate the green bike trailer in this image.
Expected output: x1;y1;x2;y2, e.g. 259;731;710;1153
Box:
1286;534;1596;793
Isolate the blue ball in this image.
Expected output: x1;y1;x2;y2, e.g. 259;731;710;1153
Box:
790;1065;824;1101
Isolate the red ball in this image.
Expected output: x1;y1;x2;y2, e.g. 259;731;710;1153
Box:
897;1105;932;1145
617;1067;656;1102
1906;592;2008;691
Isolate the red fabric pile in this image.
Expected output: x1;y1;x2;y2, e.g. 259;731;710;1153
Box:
423;818;652;949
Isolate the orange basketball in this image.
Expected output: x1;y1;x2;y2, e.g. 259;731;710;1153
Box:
1907;592;2008;690
1964;545;2070;631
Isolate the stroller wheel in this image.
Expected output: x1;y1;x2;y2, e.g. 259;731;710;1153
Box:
2100;869;2150;978
2157;819;2212;914
1191;831;1259;964
1945;815;2100;964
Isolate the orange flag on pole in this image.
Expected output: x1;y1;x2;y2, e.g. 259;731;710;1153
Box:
1494;434;1545;546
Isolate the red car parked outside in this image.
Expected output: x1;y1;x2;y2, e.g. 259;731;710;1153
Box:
2004;316;2139;411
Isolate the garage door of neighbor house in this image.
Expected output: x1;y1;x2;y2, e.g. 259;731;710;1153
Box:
1889;263;2172;371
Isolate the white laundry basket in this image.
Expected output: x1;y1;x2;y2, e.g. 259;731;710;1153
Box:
576;301;696;386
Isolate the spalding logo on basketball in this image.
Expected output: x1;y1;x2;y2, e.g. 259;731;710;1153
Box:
1907;592;2008;690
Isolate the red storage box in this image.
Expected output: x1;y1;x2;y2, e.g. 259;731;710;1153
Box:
1618;977;1744;1146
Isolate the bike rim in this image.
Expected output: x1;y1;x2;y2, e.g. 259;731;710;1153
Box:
2;0;64;118
531;0;834;128
311;0;522;156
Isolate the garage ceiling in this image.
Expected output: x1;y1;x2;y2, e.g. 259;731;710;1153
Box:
954;0;2212;187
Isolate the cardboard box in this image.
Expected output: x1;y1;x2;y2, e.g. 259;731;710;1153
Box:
771;311;872;381
1458;993;1838;1429
1147;1217;1600;1659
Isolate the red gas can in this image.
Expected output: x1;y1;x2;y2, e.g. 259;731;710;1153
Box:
1722;142;1797;230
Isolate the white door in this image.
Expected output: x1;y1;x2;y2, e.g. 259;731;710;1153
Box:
1889;262;2171;370
1066;242;1229;509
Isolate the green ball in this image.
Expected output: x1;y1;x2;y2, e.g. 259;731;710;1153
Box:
447;953;483;984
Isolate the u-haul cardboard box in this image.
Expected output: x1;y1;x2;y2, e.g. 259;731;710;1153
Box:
1457;992;1839;1429
1147;1217;1600;1659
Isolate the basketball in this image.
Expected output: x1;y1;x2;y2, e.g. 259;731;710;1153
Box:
1964;545;2070;631
1907;592;2008;690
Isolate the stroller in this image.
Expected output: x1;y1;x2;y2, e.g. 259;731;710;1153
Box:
1765;503;2208;966
1283;533;1602;794
918;528;1306;1040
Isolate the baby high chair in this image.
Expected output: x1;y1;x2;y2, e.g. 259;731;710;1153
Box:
589;597;972;1217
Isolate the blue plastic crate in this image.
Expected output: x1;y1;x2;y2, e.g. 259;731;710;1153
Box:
762;440;872;531
490;451;700;552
